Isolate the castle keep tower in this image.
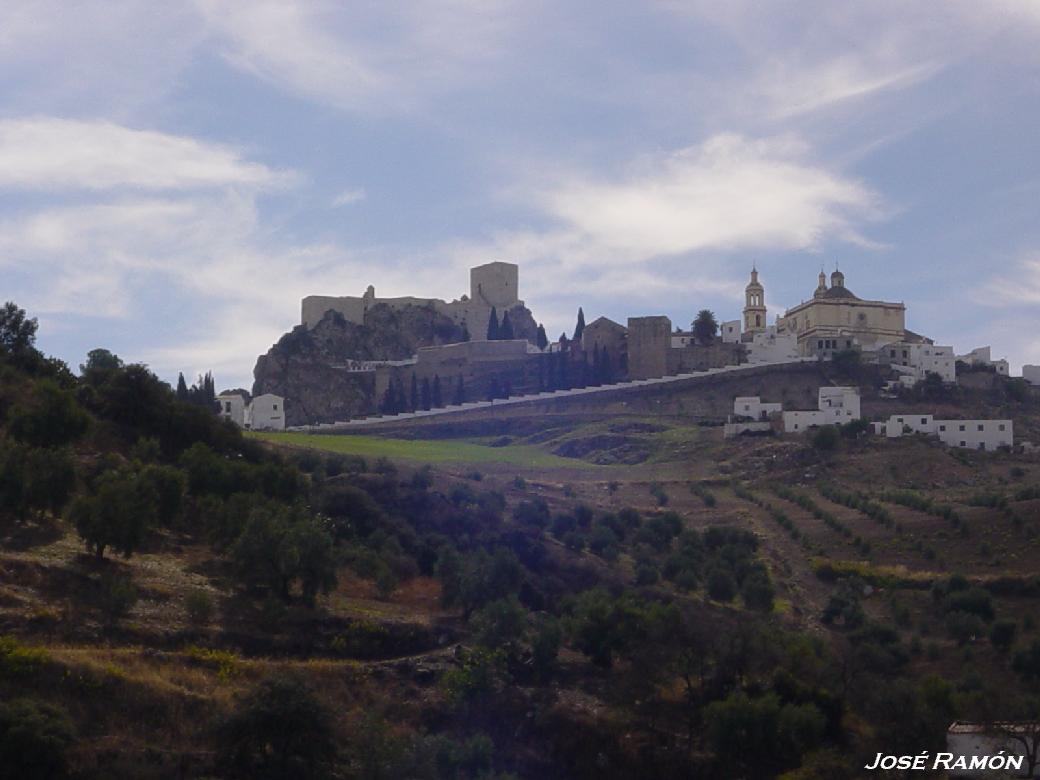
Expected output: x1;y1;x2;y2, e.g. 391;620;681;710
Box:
470;261;519;309
743;267;766;334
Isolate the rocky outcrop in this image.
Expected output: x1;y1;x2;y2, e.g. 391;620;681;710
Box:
253;302;541;426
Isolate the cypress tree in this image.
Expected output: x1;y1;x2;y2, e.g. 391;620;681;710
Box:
176;373;189;400
486;307;500;341
573;307;586;342
499;311;514;340
536;323;548;350
432;375;443;407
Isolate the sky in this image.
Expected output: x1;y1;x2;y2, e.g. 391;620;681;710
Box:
3;1;1040;390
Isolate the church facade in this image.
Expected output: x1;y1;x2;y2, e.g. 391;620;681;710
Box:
745;268;907;356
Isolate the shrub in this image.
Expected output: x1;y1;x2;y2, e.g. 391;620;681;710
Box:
0;635;49;678
70;466;160;560
945;611;986;645
216;673;336;779
811;425;839;452
185;590;216;626
0;698;74;780
990;620;1017;652
707;568;737;602
471;596;527;651
99;573;138;621
741;570;775;612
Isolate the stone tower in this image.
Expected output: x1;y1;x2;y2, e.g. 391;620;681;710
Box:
470;261;519;309
743;267;766;334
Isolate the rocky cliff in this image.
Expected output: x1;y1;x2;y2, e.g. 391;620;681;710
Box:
252;302;539;425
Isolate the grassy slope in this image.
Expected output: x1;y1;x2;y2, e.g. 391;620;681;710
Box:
248;430;598;468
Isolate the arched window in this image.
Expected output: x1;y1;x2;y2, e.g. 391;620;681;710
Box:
755;314;761;327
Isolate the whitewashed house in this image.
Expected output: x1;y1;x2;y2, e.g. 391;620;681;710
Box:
733;396;782;420
881;342;956;383
875;414;1013;451
720;320;741;343
959;346;1010;376
246;394;286;431
783;387;861;433
745;327;800;365
217;393;247;427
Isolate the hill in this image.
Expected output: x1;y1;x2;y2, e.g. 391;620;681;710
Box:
4;300;1040;779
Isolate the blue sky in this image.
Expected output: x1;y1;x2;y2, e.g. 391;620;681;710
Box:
3;1;1040;389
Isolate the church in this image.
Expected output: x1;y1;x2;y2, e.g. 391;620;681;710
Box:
744;268;909;357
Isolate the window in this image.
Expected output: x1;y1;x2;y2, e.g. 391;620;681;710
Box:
846;340;852;347
939;425;946;432
225;401;231;412
960;441;966;447
959;424;965;432
818;340;823;349
999;424;1006;431
896;417;903;423
977;424;984;431
902;350;908;358
273;404;279;411
890;350;896;358
921;418;927;425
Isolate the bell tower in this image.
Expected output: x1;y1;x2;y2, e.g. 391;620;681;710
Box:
743;267;766;334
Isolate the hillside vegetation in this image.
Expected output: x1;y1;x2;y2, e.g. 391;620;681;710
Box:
3;301;1040;779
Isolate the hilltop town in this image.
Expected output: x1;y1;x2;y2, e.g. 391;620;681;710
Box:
246;262;1026;444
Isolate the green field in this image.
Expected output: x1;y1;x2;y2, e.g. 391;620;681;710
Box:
248;431;597;468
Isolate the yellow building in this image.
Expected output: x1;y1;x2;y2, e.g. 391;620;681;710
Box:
777;269;906;356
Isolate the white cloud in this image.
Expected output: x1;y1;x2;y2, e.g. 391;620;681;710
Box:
536;133;880;261
195;0;521;114
331;188;366;207
0;118;293;191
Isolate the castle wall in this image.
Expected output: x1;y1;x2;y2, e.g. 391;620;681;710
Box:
667;341;745;373
627;316;672;379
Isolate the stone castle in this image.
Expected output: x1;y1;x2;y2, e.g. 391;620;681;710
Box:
302;261;523;338
252;262;1008;426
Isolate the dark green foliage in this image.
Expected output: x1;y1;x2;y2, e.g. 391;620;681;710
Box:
8;380;90;447
831;349;860;373
1013;640;1040;681
692;309;718;344
99;572;138;620
70;467;159;559
990;620;1017;652
512;498;549;530
216;673;336;780
436;548;523;618
741;569;775;612
0;698;75;780
707;568;737;602
486;307;499;341
231;503;337;603
138;463;187;526
0;302;39;364
840;418;870;439
811;425;839;451
531;614;562;680
471;596;527;650
186;589;216;625
536;323;548;350
0;444;76;521
943;587;994;622
945;611;986;645
572;307;585;341
499;311;514;340
705;692;825;774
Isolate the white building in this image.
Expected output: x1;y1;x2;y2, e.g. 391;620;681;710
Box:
217;393;247;427
245;394;286;431
783;387;861;433
936;419;1013;451
733;396;782;420
876;414;1013;451
745;327;800;365
881;342;956;384
720;320;741;343
958;346;1010;376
